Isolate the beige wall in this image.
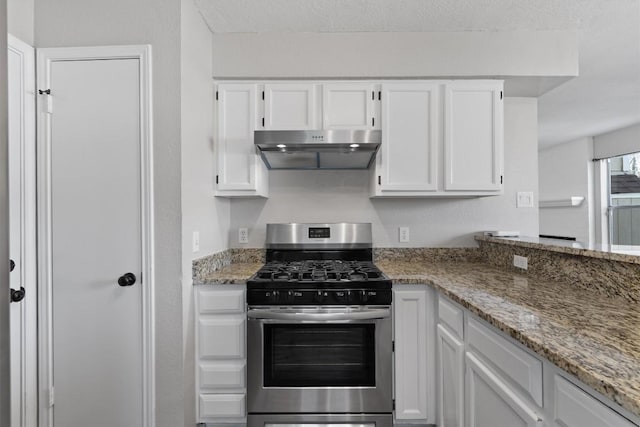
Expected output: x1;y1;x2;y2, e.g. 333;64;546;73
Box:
7;0;34;44
180;0;230;424
33;0;184;425
539;137;595;242
212;31;578;80
1;0;11;423
230;98;539;247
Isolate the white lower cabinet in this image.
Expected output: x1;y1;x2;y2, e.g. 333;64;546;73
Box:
436;292;640;427
195;285;247;424
465;352;543;427
437;324;464;427
393;284;436;424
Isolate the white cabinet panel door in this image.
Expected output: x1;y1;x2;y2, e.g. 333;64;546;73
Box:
199;316;246;359
264;83;317;130
554;375;636;427
393;286;432;422
377;83;439;193
216;84;267;196
323;83;376;129
199;394;246;420
444;81;503;192
437;325;465;427
466;353;543;427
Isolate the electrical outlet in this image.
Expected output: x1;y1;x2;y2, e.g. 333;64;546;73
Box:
238;228;249;244
513;255;528;270
399;227;410;243
192;231;200;253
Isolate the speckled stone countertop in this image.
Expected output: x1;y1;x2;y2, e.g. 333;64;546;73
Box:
194;262;262;285
476;234;640;265
196;258;640;418
377;260;640;418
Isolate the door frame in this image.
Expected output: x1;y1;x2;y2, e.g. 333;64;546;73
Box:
36;45;155;427
8;34;38;427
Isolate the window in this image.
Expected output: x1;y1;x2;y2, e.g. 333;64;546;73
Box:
608;152;640;245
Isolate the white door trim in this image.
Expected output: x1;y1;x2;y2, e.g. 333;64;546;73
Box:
35;45;155;427
8;34;37;427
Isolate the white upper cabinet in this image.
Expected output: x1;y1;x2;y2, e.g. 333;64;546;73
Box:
215;83;268;198
373;83;439;196
264;83;318;130
322;83;378;129
444;80;503;192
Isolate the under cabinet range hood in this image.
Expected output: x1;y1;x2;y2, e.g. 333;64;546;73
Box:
255;130;382;170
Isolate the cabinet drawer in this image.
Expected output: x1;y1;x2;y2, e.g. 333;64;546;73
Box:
467;317;542;406
198;316;246;359
199;361;246;390
199;394;246;419
198;288;245;314
554;375;635;427
438;294;464;338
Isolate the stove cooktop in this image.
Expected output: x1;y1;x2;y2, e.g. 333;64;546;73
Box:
250;260;388;284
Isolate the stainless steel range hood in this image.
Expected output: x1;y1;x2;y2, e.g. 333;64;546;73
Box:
255;130;381;170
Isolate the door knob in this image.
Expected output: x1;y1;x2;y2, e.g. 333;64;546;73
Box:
10;287;25;303
117;272;137;287
9;259;15;272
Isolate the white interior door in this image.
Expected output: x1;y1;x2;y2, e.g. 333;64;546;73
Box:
8;34;37;427
38;47;153;427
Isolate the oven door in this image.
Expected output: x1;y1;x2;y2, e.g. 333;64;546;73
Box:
247;306;393;414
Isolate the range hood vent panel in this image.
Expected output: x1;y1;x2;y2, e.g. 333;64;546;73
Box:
255;130;381;170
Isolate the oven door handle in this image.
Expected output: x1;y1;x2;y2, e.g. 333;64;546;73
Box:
247;308;391;321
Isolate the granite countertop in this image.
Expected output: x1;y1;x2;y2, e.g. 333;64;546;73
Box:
476;234;640;265
377;259;640;418
195;259;640;418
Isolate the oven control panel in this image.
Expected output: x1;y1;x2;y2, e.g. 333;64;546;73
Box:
248;288;392;306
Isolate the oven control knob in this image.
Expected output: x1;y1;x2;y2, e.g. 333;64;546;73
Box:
361;289;368;303
314;290;327;303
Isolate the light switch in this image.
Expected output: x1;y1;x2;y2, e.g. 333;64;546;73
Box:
516;192;534;208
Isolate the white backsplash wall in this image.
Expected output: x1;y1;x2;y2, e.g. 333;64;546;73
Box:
230;98;539;248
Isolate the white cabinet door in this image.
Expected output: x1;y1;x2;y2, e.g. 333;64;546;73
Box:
393;285;435;423
195;286;247;423
374;83;439;195
553;375;636;427
444;81;503;192
437;324;465;427
466;352;543;427
264;83;318;130
323;83;377;129
215;84;268;197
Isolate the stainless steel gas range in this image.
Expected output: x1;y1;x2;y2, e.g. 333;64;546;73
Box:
246;223;393;427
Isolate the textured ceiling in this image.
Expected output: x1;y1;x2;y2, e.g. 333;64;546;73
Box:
195;0;640;147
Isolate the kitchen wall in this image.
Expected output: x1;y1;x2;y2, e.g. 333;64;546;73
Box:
594;123;640;159
212;31;577;81
230;98;539;248
539;137;595;242
180;0;230;425
7;0;34;45
1;0;11;423
33;0;184;425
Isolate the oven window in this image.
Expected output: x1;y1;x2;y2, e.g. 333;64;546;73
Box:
264;324;376;387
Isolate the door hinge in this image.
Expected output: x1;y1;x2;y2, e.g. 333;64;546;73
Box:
48;387;55;407
392;340;395;352
500;175;503;184
500;91;503;100
372;91;375;101
378;91;381;101
262;91;265;100
215;91;218;100
216;175;219;184
392;399;395;411
372;117;375;127
378;176;381;185
262;117;265;127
